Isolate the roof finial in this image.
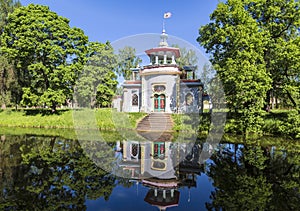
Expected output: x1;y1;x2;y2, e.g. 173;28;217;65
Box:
160;12;172;47
159;29;168;47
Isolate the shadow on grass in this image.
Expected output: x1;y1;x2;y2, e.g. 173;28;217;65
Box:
265;110;290;120
17;108;71;116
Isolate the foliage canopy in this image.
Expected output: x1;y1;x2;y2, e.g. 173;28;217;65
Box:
1;4;88;111
75;41;118;108
198;0;300;133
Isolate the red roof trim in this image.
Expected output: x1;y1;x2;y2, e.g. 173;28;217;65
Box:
124;81;141;84
181;79;201;82
145;47;180;58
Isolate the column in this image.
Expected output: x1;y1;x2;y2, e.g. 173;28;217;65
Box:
171;55;176;64
155;56;159;65
176;75;180;113
141;76;145;112
163;54;167;64
141;145;145;174
122;140;127;160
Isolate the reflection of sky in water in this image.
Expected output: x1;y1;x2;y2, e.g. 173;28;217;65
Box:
85;135;214;210
1;133;298;210
85;171;214;211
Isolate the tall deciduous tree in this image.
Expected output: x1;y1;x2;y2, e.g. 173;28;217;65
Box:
0;0;21;108
75;41;117;108
1;4;88;111
0;56;16;108
171;44;198;70
0;0;21;33
116;46;141;80
198;0;299;133
245;0;300;110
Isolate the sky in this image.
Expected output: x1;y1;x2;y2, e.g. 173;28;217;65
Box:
19;0;220;53
19;0;222;85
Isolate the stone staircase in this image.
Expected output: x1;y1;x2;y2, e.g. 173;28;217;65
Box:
136;112;173;132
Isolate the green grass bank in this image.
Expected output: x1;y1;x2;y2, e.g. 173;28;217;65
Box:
0;108;299;139
0;108;146;131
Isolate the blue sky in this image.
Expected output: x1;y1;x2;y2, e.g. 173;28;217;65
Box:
20;0;220;50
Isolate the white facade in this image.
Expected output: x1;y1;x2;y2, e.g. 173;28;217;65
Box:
141;73;178;113
122;84;141;112
112;96;122;112
122;31;203;113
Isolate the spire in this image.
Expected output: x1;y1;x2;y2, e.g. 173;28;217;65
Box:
159;29;168;47
159;12;171;47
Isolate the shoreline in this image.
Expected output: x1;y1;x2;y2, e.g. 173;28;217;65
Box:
0;108;299;140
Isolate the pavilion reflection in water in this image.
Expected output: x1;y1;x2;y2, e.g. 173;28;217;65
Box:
115;132;205;210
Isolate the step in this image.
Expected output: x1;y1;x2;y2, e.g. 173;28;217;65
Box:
136;113;174;132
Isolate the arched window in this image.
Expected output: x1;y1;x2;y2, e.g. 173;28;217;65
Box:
153;85;166;93
185;93;193;106
132;94;138;106
130;143;139;159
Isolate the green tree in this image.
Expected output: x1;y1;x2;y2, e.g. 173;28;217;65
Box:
0;56;15;108
116;46;141;80
200;63;215;90
200;63;226;110
115;86;123;96
198;0;300;133
75;41;117;108
198;0;274;133
0;0;21;33
1;4;88;111
96;75;117;107
171;44;198;70
0;0;21;108
245;0;300;110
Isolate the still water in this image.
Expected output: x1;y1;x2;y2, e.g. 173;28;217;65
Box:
0;131;299;210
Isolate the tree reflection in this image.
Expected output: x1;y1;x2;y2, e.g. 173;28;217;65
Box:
0;135;116;210
206;139;300;211
0;134;299;210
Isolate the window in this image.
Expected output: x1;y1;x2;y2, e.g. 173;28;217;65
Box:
130;143;139;159
152;161;165;169
132;94;138;106
153;85;166;93
186;93;193;106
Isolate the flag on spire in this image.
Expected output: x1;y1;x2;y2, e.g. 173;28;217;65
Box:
163;12;172;19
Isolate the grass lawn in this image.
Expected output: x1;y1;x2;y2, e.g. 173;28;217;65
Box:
0;108;146;131
0;108;299;139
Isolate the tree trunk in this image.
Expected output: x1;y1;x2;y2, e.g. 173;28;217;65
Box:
51;102;57;113
264;90;271;112
286;90;297;108
50;137;56;152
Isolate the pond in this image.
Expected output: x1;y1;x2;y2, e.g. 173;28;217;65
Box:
0;130;299;210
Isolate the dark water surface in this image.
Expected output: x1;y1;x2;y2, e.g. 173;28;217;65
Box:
0;131;299;210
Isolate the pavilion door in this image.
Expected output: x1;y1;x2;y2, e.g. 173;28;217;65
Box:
153;142;165;160
154;94;165;112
